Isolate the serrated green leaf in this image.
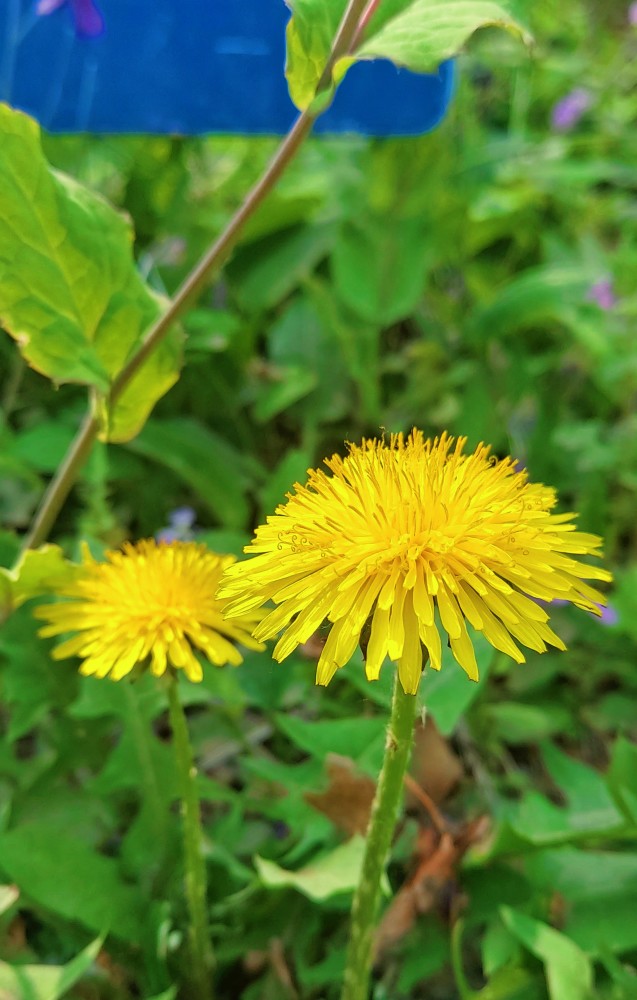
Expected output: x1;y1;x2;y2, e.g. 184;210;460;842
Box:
0;104;182;442
255;835;366;901
355;0;531;73
501;907;593;1000
285;0;530;111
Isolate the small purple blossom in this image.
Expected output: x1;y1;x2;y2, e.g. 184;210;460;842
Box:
587;279;617;311
36;0;104;39
595;603;618;626
551;88;592;132
533;596;616;625
629;3;637;27
157;507;197;544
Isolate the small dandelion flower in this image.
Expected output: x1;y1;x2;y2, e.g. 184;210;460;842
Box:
34;540;263;682
220;431;611;695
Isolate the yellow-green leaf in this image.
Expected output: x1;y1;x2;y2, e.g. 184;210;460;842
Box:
255;835;366;901
356;0;532;72
285;0;530;111
0;103;182;442
1;545;78;612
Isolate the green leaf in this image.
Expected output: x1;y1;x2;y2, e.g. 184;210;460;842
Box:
0;104;181;442
2;544;77;608
228;222;336;311
504;744;625;847
524;848;637;956
331;215;433;325
255;835;366;901
284;2;342;111
0;824;145;942
501;906;594;1000
125;417;254;528
480;702;572;745
355;1;532;73
475;962;539;1000
0;936;102;1000
540;743;623;835
420;630;493;734
274;713;385;766
285;0;530;111
467;265;603;346
607;736;637;825
0;605;79;743
252;365;318;423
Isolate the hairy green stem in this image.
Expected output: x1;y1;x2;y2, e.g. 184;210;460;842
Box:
167;676;214;999
21;0;370;555
341;675;419;1000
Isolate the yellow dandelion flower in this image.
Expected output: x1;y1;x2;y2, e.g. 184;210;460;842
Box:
35;540;264;683
220;431;611;695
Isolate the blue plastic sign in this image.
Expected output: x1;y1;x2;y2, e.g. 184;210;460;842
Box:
0;1;454;135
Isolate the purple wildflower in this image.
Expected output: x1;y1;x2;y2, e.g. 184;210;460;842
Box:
551;88;592;132
36;0;104;39
533;596;616;624
156;507;197;544
170;507;197;531
629;3;637;26
587;279;617;311
595;603;618;626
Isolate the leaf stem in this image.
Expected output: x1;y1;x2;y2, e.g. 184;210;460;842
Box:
20;0;370;555
341;674;419;1000
22;411;100;551
166;675;214;999
350;0;383;52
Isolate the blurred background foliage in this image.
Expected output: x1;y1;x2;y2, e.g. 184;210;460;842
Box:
1;1;637;998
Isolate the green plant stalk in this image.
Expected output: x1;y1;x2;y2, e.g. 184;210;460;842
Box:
341;674;419;1000
166;675;214;999
21;0;371;554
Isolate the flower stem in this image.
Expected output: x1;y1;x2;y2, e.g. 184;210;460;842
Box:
166;676;214;999
341;675;419;1000
20;0;370;555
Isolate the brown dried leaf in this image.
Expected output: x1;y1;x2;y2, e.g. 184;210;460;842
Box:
409;715;464;805
304;754;376;836
374;818;488;960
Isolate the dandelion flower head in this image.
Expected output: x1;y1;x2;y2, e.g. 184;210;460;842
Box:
35;540;263;682
220;431;610;694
